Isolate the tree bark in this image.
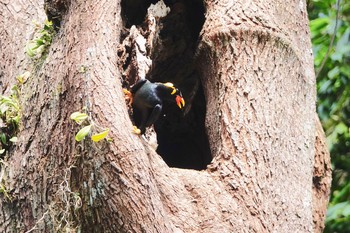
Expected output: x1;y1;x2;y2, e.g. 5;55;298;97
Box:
313;115;331;232
0;0;331;232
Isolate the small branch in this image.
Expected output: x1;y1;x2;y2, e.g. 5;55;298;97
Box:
315;0;341;79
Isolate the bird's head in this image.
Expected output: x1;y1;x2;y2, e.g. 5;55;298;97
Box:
162;82;185;109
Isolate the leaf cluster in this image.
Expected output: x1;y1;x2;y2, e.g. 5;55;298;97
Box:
70;112;110;143
0;86;20;155
26;20;55;59
308;0;350;232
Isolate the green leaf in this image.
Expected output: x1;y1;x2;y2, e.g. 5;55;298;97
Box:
327;202;349;221
35;39;44;45
70;112;88;125
9;137;18;143
107;138;113;142
328;66;340;79
335;123;348;135
26;47;36;57
0;98;18;111
0;96;12;103
310;17;329;37
91;128;110;142
43;20;53;31
16;71;31;84
11;85;19;93
332;183;350;204
12;115;20;125
340;65;350;77
75;125;92;142
26;42;40;57
0;104;9;115
343;204;350;217
331;28;350;62
0;134;7;145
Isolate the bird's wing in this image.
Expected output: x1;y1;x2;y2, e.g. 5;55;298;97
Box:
131;79;148;94
145;104;162;127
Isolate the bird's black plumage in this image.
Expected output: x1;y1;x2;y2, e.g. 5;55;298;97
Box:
129;79;185;134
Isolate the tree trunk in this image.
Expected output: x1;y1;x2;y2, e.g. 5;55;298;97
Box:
0;0;331;232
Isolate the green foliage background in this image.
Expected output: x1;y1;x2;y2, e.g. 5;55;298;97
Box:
308;0;350;231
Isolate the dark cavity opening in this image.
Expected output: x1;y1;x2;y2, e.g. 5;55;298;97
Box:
121;0;211;170
44;0;68;31
121;0;158;28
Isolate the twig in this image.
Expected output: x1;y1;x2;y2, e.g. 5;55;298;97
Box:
315;0;342;79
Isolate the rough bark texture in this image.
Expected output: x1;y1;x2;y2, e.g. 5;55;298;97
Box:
313;115;332;232
0;0;331;232
196;0;321;231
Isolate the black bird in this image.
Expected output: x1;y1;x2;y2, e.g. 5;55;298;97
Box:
124;79;185;134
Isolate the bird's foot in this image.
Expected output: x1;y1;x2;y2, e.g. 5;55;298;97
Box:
123;89;133;105
123;88;131;95
132;126;141;135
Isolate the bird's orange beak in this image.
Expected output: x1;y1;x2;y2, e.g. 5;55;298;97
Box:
176;95;185;109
